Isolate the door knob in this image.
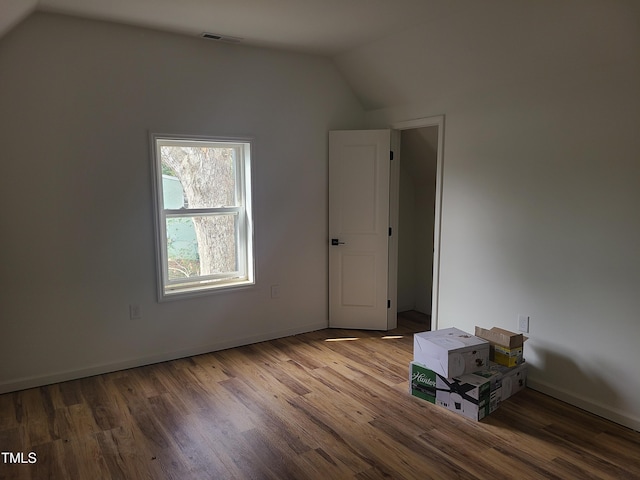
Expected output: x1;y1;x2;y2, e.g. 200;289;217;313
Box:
331;239;345;246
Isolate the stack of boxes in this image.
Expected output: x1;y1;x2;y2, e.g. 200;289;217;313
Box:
409;326;527;421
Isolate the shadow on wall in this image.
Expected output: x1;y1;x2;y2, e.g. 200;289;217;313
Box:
528;344;622;412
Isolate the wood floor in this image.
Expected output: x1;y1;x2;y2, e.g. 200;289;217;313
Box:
397;310;431;331
1;319;639;479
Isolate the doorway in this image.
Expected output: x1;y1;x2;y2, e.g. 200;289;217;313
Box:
391;116;444;331
328;117;444;331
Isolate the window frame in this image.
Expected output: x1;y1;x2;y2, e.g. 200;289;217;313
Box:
150;133;255;301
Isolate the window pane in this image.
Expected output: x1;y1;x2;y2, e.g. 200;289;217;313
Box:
166;215;237;280
166;217;199;279
160;145;236;209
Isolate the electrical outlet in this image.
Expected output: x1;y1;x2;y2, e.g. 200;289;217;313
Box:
129;304;142;320
518;314;529;333
270;285;280;299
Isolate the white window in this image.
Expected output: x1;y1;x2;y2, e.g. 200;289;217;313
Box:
151;134;254;299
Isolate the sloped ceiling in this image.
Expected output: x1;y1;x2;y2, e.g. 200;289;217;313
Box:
3;0;638;113
335;0;640;111
0;0;37;35
1;0;436;55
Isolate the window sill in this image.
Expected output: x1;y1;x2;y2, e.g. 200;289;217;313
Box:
160;279;255;302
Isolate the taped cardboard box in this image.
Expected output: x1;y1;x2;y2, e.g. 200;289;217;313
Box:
474;326;526;367
409;361;491;421
413;328;490;378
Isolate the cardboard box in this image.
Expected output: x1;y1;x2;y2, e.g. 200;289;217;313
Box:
471;368;504;413
409;361;491;421
474;326;524;349
409;361;438;403
413;328;490;378
493;344;523;367
473;362;528;412
488;362;527;401
474;326;526;367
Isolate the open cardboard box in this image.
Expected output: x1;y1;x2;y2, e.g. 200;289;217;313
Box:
475;326;527;367
474;326;525;348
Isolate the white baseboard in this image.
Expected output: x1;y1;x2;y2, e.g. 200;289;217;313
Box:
0;321;327;395
527;378;640;433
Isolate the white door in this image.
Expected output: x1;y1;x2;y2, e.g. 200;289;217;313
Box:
329;130;393;330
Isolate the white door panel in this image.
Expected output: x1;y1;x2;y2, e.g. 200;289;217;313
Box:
337;145;378;233
341;253;376;306
329;130;391;330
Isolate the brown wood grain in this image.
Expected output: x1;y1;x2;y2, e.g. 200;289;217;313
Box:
1;318;639;479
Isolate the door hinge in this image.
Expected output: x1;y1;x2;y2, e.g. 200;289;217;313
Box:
390;151;394;160
387;300;391;309
389;227;392;236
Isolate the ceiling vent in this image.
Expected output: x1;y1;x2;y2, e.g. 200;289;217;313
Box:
201;33;243;43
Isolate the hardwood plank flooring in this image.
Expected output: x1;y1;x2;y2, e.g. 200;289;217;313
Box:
1;319;639;479
397;311;431;331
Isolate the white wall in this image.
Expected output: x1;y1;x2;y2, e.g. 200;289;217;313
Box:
336;1;640;430
397;127;437;314
397;164;417;312
0;12;365;392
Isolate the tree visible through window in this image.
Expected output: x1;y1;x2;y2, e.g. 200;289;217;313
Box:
151;135;254;299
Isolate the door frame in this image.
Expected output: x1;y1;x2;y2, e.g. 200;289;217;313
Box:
390;115;445;330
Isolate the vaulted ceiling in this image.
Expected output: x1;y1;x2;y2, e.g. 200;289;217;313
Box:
1;0;438;56
3;0;638;113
